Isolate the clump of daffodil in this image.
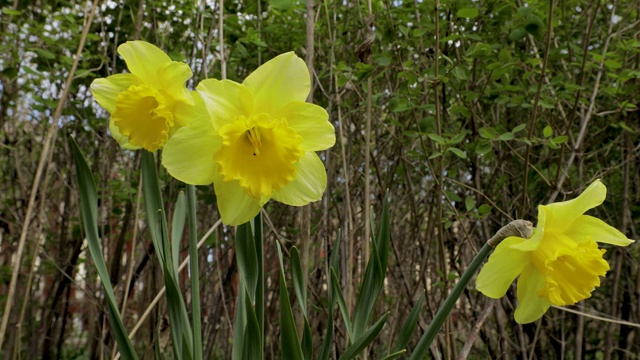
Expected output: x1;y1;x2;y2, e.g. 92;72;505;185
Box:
476;180;634;324
90;41;194;152
162;52;336;225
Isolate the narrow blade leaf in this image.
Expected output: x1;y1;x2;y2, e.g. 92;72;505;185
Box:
70;137;138;360
171;191;187;275
290;247;307;315
236;222;259;302
339;313;389;360
276;242;304;360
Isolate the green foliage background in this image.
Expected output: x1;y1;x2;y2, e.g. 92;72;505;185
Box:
1;0;639;358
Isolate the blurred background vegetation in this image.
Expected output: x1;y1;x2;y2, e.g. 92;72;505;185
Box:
1;0;639;358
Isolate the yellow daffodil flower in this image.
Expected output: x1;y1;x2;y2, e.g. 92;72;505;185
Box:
90;41;194;152
476;180;634;324
162;52;336;225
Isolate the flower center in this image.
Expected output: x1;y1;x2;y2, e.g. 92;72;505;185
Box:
215;114;304;198
112;84;174;152
247;127;262;155
533;234;609;306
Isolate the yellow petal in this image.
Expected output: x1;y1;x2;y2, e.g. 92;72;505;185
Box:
476;236;528;298
566;215;634;246
172;92;207;131
162;94;220;185
118;41;172;87
514;264;551;324
242;52;310;114
275;102;336;151
272;152;327;206
197;79;253;129
157;61;194;106
90;74;141;113
544;180;606;232
213;175;266;226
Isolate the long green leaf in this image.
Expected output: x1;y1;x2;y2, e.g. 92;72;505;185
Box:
232;278;247;360
186;184;202;360
242;288;262;360
351;238;383;338
276;242;304;360
339;312;389;360
163;265;194;359
141;151;168;265
318;293;334;360
69;138;138;360
391;293;424;354
375;191;391;272
331;268;352;340
301;317;313;360
352;195;390;338
329;229;341;275
319;233;341;360
236;222;258;302
141;152;193;358
290;247;307;315
154;319;163;360
171;191;187;276
290;247;312;359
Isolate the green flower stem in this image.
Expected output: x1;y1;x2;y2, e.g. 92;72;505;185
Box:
186;184;202;360
409;220;533;359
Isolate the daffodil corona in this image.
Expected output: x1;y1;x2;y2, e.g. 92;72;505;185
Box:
90;41;194;151
476;180;634;324
162;52;336;225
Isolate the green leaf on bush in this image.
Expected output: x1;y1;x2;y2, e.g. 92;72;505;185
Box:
478;204;492;215
447;147;467;159
2;7;21;15
428;133;446;145
457;7;479;19
479;127;497;139
268;0;297;10
465;196;475;212
475;140;492;155
509;28;527;41
498;132;514;141
604;59;622;69
451;66;468;80
552;135;568;144
512;124;527;133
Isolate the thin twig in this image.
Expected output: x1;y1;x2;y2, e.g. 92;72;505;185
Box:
553;305;640;329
